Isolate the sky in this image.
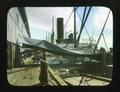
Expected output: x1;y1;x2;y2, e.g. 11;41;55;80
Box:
25;7;113;50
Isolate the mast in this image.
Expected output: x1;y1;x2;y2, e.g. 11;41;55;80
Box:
74;7;77;48
76;7;92;47
51;16;54;44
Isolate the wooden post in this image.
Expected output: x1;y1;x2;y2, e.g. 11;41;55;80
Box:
15;45;20;67
39;50;48;84
7;42;12;69
12;44;16;68
100;48;106;73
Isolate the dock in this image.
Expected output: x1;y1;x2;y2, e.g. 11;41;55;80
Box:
7;66;40;86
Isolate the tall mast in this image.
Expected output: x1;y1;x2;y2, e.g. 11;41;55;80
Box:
51;16;54;44
74;7;77;48
52;16;54;44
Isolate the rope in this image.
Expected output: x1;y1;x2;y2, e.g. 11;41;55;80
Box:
76;9;90;39
64;8;74;30
76;7;92;47
92;10;111;54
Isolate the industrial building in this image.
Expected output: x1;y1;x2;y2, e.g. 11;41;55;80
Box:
7;7;31;69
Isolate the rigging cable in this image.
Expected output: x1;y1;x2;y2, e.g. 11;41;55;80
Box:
81;7;87;29
76;9;90;39
64;7;78;47
76;7;92;47
92;10;111;54
77;7;87;42
64;8;74;30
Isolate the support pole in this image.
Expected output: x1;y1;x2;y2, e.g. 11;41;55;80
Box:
100;48;106;73
39;50;48;84
74;7;77;48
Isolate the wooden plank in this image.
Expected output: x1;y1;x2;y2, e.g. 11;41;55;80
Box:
80;73;111;82
48;66;67;86
64;77;81;86
7;67;40;86
64;76;110;86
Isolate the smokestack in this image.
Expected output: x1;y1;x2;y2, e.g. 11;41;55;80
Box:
56;17;64;43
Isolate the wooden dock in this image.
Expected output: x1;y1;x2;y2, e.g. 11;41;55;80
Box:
64;75;111;86
7;65;111;86
7;65;68;86
7;66;40;86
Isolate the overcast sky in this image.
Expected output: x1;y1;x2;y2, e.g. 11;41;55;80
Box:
25;7;113;50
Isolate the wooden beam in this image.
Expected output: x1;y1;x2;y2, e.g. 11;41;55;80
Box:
80;73;111;82
39;51;48;84
48;66;67;86
39;58;67;86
